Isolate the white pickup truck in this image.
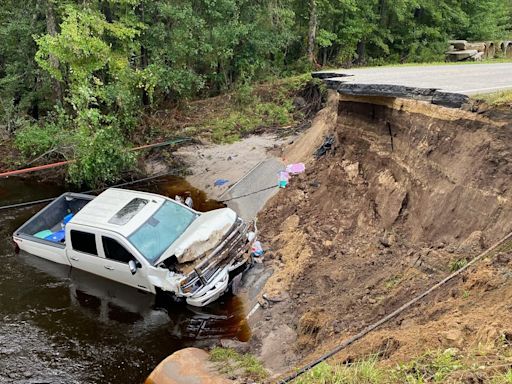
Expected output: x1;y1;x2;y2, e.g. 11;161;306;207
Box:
13;188;256;306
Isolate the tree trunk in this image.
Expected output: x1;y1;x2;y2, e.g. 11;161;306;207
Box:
379;0;387;27
45;0;62;103
141;45;149;105
307;0;317;64
137;3;150;106
356;41;366;64
101;0;113;23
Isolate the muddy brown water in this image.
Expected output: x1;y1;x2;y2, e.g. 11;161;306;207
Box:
0;176;249;384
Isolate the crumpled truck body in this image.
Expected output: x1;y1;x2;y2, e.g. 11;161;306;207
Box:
13;188;256;307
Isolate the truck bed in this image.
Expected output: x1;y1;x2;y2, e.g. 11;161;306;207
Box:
15;192;94;246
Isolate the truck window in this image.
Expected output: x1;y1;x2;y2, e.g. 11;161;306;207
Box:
70;230;98;255
129;200;196;263
102;237;134;264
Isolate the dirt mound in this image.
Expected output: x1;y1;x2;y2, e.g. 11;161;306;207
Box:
251;99;512;374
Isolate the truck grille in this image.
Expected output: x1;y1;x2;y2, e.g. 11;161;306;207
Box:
180;220;251;295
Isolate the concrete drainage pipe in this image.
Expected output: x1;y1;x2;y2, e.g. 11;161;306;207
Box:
502;41;512;59
484;41;496;59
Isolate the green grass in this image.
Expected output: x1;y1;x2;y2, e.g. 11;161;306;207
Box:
377;57;512;68
474;89;512;106
398;349;463;383
449;258;468;272
207;74;314;144
210;347;268;381
492;369;512;384
210;111;264;144
148;73;323;144
290;346;512;384
384;275;403;290
295;358;384;384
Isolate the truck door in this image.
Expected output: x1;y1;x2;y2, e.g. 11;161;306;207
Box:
67;229;113;281
100;235;152;292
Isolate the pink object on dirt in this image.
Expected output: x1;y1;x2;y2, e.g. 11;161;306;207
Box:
285;163;306;174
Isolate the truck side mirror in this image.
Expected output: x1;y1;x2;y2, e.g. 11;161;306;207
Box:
129;260;137;275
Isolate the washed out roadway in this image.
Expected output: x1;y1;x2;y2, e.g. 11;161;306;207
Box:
221;158;284;221
315;62;512;95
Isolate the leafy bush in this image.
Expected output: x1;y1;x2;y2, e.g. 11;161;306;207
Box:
405;42;446;63
15;119;69;158
233;82;257;108
278;74;315;94
67;126;136;187
210;111;263;144
255;102;292;126
15;124;53;157
0;99;30;137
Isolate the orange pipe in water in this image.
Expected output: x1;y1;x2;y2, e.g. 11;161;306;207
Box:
0;138;190;178
0;160;74;178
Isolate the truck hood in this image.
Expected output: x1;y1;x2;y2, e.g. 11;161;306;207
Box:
156;208;237;265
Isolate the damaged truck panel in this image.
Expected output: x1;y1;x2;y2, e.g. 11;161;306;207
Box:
13;188;256;307
158;208;238;264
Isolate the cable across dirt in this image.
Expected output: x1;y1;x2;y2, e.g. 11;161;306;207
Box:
279;229;512;383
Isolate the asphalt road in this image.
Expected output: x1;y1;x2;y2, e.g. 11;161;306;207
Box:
319;62;512;95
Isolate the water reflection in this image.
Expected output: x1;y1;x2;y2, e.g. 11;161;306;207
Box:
18;251;250;342
0;175;249;384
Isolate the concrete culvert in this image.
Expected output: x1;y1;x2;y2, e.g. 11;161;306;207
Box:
465;42;485;52
484;41;496;59
497;41;504;55
503;41;512;59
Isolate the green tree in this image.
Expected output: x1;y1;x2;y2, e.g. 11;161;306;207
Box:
33;2;147;186
0;0;511;186
0;0;50;133
459;0;512;40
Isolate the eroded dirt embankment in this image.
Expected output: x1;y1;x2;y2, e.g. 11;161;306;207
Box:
250;96;512;375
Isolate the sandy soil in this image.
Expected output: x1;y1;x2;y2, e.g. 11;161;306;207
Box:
247;98;512;378
174;135;289;200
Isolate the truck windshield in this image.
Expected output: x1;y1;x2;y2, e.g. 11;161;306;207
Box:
128;200;197;263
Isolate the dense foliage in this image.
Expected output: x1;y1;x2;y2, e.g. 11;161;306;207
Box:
0;0;511;185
